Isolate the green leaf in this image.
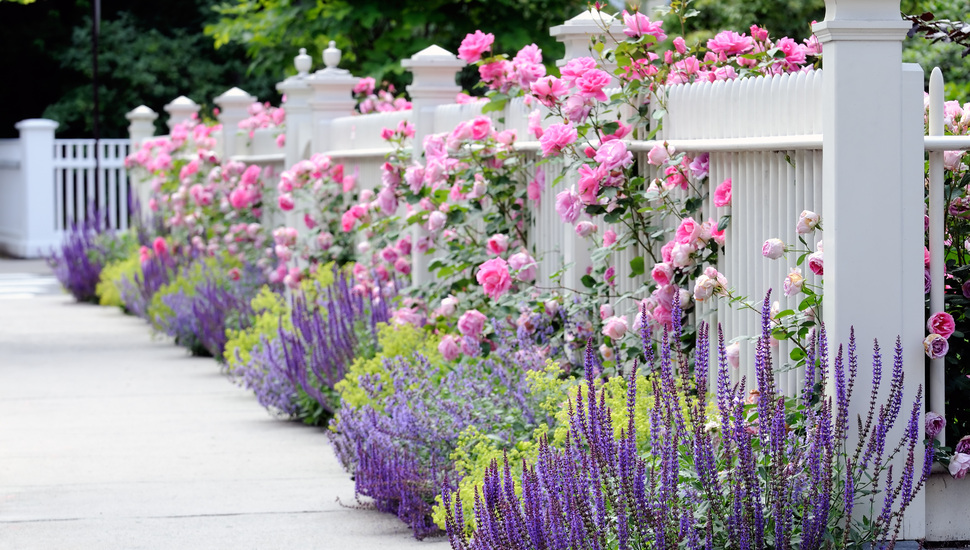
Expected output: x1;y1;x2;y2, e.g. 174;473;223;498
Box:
790;347;806;361
718;215;731;232
581;274;597;288
630;256;645;276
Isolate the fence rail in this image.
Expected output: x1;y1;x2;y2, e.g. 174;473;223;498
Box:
53;139;132;233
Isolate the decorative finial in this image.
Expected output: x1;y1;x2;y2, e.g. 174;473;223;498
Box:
323;40;341;69
295;47;312;76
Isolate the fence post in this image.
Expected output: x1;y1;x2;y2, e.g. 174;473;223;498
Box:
13;119;58;258
813;0;925;540
125;106;159;219
549;10;623;292
163;96;201;132
276;48;315;168
401;45;465;287
214;87;257;161
307;41;359;154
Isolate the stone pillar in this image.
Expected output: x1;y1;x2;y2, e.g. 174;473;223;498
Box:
549;10;622;292
814;0;925;540
14;119;59;258
307;41;359;154
276;48;315;168
214;87;257;161
401;45;465;286
163;96;201;132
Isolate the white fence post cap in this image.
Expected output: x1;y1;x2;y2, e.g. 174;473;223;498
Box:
402;45;465;68
164;95;199;112
14;119;59;131
126;105;158;122
214;87;257;107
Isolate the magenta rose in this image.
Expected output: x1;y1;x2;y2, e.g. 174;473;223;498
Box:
713;178;732;207
457;309;487;338
924;333;949;359
925;411;946;439
807;251;824;276
927;311;956;339
476;257;512;300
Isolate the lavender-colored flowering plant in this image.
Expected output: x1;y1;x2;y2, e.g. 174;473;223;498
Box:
444;292;931;550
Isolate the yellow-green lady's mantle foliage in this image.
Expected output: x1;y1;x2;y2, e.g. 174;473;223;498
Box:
147;255;229;332
96;249;140;307
223;263;336;372
334;323;442;412
432;362;716;532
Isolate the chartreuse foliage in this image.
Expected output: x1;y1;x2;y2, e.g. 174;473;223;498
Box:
97;248;141;308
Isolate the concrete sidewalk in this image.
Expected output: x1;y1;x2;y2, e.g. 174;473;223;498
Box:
0;289;451;549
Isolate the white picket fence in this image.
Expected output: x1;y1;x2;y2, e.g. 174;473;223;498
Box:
53;139;132;232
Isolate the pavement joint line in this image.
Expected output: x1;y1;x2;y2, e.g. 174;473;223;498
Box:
0;510;337;524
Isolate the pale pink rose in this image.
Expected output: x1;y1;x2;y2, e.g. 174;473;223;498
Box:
476;257;513;300
949;452;970;479
603;229;617;247
376;187;398;215
359;189;376;203
486;234;510;255
651;262;673;286
776;37;807;68
694;275;716;301
391;306;423;327
555;188;583;224
427;210;447;232
575;221;598;237
458;30;495;63
622;10;667;41
562;95;593;124
713;178;732;207
670;242;695;268
458;309;487;338
594;140;634;172
544;300;559;316
647;144;669;166
661;241;675;263
784;267;804;297
508;252;537;282
438;335;461;361
925;411;946;439
527;178;542;203
796;210;820;234
688;153;710;179
602;315;628;340
576;69;612;102
726;342;740;368
527;109;544;139
762;238;785;260
470;116;492;140
539;123;578;157
599;304;614;320
924;332;949;358
807;252;824;276
944;150;964;171
652;305;672;327
928;311;956;339
439;295;459;317
496;129;516;146
599;344;615;361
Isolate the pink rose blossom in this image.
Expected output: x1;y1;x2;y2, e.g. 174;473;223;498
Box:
576;69;612;102
713;178;732;207
530;76;569;107
944;150;964;171
575;221;598;237
663;166;689;190
726;342;740;368
577;164;603;203
796;210;820;234
486;234;510;255
427;210;447;232
594;140;634;172
477;257;512;300
651;262;673;286
602;315;628;340
560;57;597;84
670;242;695;268
391;306;423;327
562;95;593;124
647;144;669;166
394;257;411;275
278;193;295;211
152;237;168;256
508;252;537;282
707;30;754;56
784;267;804;297
458;309;487;338
763;239;786;260
555;188;583;224
603;229;617;247
955;435;970;455
622;10;667;42
470;116;492;140
807;251;824;276
673;37;687;54
949;452;970;479
925;411;946;439
438;335;461;361
928;311;956;339
600;304;614;320
675;217;702;245
458;30;494;63
539;122;578;157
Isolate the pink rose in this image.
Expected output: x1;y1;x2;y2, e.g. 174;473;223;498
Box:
622;10;667;41
438;335;461;361
476;257;512;300
726;342;740;368
530;76;569;107
784;267;804;297
555;188;583;224
807;252;824;276
924;333;949;359
577;164;603;203
796;210;820;234
603;229;617;247
560;56;596;84
928;311;956;339
675;217;702;245
602;315;628;340
427;210;447;232
576;69;612;102
152;237;168;256
925;411;946;439
470;116;492;140
955;435;970;455
713;178;732;207
508;252;537;282
486;234;510;255
762;238;785;260
391;306;423;327
394;257;411;275
458;30;494;63
673;36;687;54
278;193;295;211
707;30;754;56
575;221;598;237
539;122;578;157
651;262;673;286
950;452;970;479
458;309;487;338
944;150;964;171
594;140;633;172
647;144;669;166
